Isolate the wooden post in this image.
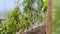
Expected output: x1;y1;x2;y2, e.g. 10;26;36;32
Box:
46;0;52;34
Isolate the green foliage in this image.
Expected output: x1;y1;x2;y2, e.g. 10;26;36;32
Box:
0;7;31;34
22;0;47;25
0;7;20;34
0;0;47;34
52;0;60;34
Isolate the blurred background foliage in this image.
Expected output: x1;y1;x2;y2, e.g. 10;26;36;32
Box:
52;0;60;34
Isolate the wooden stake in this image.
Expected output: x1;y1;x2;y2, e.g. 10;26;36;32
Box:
46;0;52;34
